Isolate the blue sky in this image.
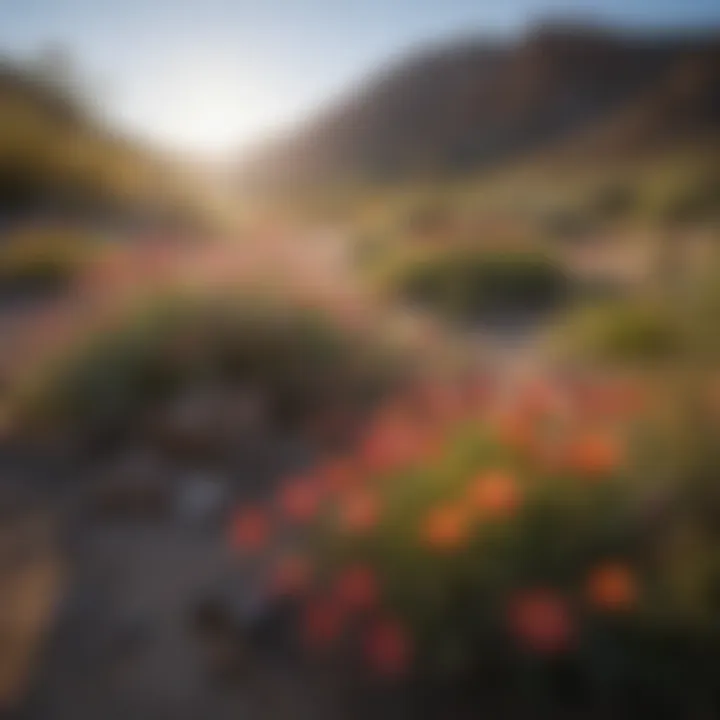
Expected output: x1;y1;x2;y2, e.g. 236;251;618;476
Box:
1;0;719;154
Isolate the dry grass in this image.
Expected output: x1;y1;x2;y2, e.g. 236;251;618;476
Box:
0;514;64;711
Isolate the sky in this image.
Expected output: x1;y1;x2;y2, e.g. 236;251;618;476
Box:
1;0;719;156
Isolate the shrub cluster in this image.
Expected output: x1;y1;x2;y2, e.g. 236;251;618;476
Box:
383;248;568;321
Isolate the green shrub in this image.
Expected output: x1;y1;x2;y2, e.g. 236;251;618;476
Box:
555;300;684;363
590;182;639;221
645;169;720;227
0;225;94;291
383;248;568;321
15;290;398;438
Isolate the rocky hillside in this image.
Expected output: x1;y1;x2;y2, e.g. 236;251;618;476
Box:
239;23;720;189
0;58;201;227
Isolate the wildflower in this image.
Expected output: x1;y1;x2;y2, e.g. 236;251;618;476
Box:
278;476;322;523
469;470;522;517
334;564;380;611
586;563;638;612
507;589;574;655
340;489;381;533
422;504;469;551
567;432;622;476
363;616;413;678
496;411;535;452
421;381;465;424
269;554;313;597
228;506;270;553
301;597;345;650
521;380;566;419
319;458;357;495
361;420;420;473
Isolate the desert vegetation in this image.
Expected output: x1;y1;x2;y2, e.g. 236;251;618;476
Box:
1;14;719;720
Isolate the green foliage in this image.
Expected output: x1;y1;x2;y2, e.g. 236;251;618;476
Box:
0;225;95;291
644;168;720;226
383;248;568;321
555;300;685;363
16;290;397;437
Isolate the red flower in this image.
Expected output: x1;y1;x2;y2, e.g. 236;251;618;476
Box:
269;554;313;597
340;489;381;534
586;563;638;612
228;506;270;553
334;564;380;611
319;458;357;495
360;421;418;473
507;589;574;655
277;476;322;523
469;470;522;518
363;616;413;678
422;504;469;551
300;597;345;650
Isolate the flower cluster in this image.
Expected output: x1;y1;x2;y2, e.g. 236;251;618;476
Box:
227;373;650;681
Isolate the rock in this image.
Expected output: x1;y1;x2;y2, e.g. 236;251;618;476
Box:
174;472;229;527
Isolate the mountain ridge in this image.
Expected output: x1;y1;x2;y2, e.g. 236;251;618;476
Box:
238;22;720;190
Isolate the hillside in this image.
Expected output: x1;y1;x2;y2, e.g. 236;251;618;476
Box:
239;23;720;190
0;58;203;228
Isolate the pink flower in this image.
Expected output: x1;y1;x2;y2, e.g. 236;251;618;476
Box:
340;489;381;534
277;476;322;524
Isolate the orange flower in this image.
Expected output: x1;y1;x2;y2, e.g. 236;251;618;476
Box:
269;554;313;597
300;597;345;650
277;476;322;523
340;489;381;533
578;382;645;419
496;411;535;452
567;432;622;476
228;506;270;553
334;564;381;611
469;470;522;517
507;590;574;655
363;616;413;678
586;563;638;612
422;504;469;551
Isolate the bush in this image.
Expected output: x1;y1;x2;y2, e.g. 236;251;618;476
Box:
227;374;720;715
0;225;94;292
645;169;720;227
590;182;639;221
555;301;685;364
383;248;568;321
15;290;399;440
